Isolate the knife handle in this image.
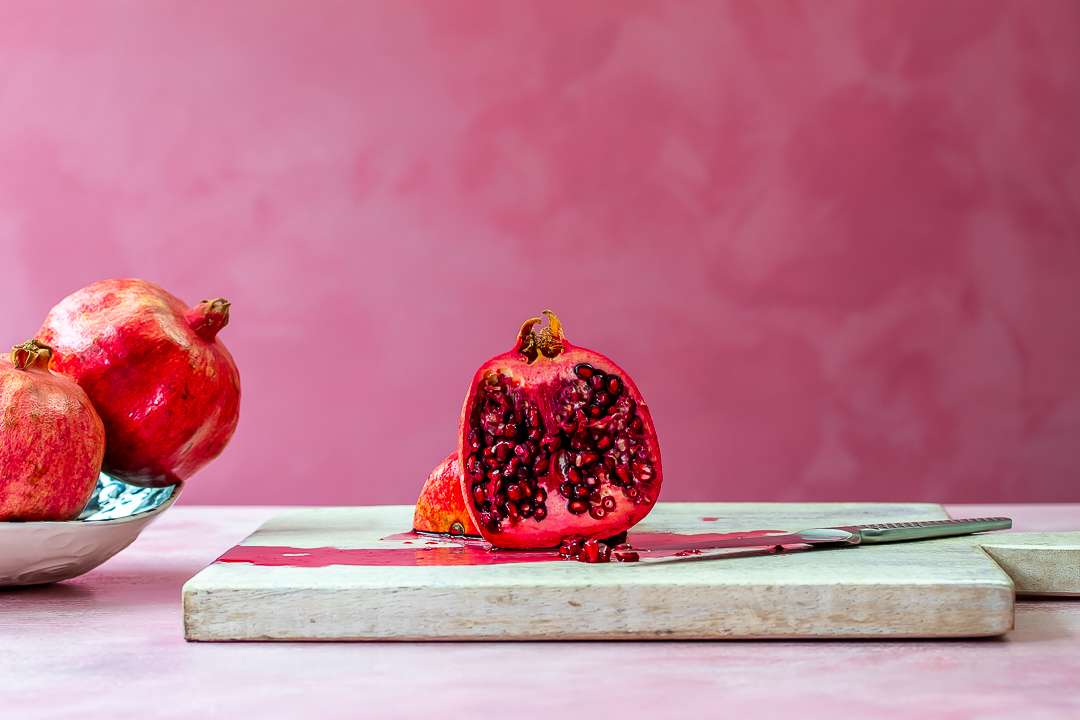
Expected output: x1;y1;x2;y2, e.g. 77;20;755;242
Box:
854;517;1012;544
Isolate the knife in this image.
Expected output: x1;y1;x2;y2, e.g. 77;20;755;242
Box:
631;517;1012;556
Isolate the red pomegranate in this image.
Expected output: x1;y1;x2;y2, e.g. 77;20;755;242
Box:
0;340;106;521
413;451;480;537
37;279;240;488
459;311;662;549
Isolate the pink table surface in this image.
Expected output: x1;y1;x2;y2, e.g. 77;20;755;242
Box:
3;504;1080;720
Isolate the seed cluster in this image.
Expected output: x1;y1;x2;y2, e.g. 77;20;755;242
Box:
465;371;551;532
464;363;657;533
551;364;655;519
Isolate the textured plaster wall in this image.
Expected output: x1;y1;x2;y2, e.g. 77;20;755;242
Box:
0;1;1077;504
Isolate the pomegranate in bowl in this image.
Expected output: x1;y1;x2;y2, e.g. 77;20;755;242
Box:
37;278;240;488
0;340;106;521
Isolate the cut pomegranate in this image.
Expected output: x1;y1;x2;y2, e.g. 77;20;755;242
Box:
413;451;480;537
459;311;662;549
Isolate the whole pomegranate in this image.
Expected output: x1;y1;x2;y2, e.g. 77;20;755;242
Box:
37;279;240;488
413;451;480;536
0;340;106;521
459;311;662;549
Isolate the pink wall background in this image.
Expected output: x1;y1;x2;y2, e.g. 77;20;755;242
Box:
0;1;1078;505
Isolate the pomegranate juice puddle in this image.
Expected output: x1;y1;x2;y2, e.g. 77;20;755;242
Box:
216;530;787;568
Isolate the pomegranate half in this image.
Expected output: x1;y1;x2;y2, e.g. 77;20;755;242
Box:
459;311;662;549
413;451;480;537
0;340;106;521
37;279;240;488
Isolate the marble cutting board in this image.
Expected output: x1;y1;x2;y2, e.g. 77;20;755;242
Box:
182;502;1080;642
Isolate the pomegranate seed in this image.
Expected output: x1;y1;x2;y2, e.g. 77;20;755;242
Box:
533;505;547;520
589;505;606;519
580;452;600;467
596;436;612;451
614;549;639;562
520;503;533;517
616;467;632;484
568;467;582;484
589;406;603;418
506;484;523;501
569;500;588;514
595;392;610;406
506;457;520;475
573;485;590;498
473;487;485;505
601;496;616;511
578;538;610;563
559;482;574;498
506;501;519;520
590;375;605;391
608;377;621;395
533;456;550;474
534;489;547;503
574;364;595;379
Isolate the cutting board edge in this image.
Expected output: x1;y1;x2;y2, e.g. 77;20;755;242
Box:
182;578;1014;641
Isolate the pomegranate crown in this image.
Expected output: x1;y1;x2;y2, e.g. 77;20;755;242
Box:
514;310;566;364
187;298;231;341
9;339;52;371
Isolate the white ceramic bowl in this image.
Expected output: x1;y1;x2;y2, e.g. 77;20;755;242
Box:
0;475;182;587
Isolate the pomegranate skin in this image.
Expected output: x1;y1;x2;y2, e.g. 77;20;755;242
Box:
413;451;480;537
459;311;662;549
0;341;106;522
37;279;240;488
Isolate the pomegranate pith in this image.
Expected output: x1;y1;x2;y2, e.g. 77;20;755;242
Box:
0;340;106;521
458;311;662;549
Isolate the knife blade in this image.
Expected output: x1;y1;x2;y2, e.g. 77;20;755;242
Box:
630;516;1012;555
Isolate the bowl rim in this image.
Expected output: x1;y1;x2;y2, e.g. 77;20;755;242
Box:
0;482;184;530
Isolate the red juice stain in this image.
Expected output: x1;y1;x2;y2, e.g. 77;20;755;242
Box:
215;529;789;568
